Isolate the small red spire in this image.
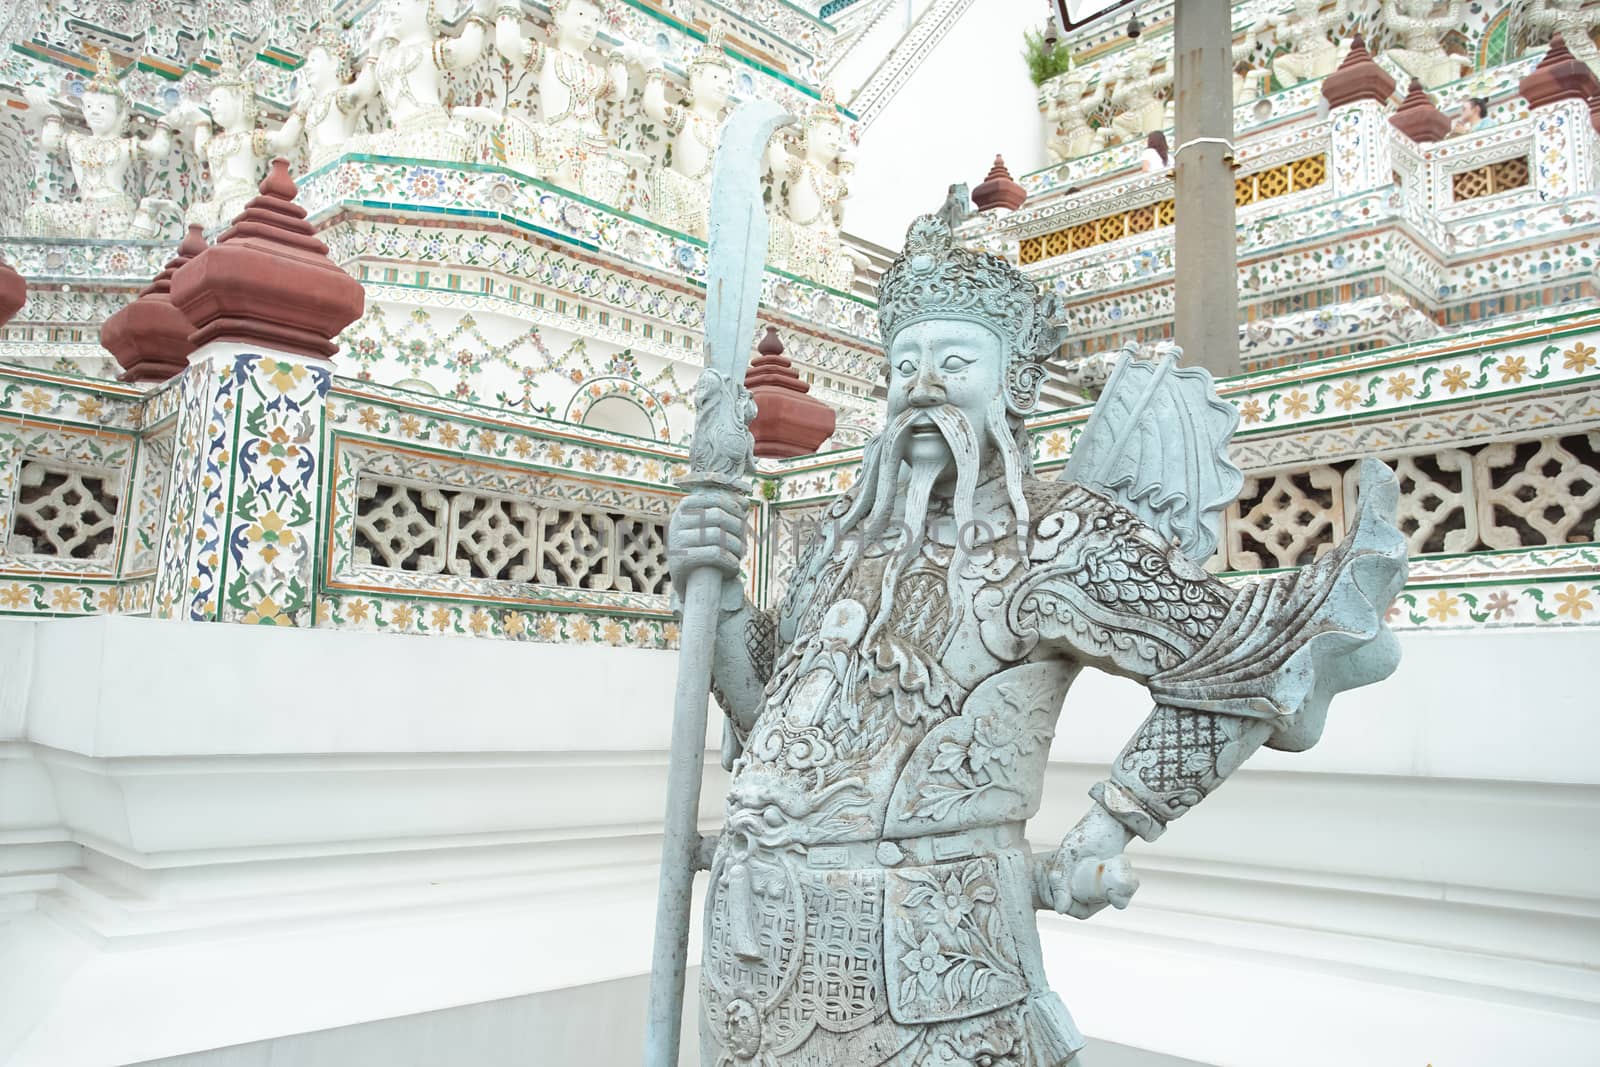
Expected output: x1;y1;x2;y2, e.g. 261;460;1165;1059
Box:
1322;34;1396;110
1389;78;1452;143
170;157;365;359
972;155;1026;213
0;252;24;328
745;326;836;458
1521;34;1600;110
101;224;208;383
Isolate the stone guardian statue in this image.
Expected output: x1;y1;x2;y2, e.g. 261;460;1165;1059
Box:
667;214;1410;1065
23;50;176;239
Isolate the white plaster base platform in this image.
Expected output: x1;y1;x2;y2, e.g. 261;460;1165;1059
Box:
1;618;1595;1066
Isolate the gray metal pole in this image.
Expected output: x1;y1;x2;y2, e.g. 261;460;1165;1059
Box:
1173;0;1241;377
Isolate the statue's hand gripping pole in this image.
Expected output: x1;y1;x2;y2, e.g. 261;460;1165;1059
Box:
644;98;794;1067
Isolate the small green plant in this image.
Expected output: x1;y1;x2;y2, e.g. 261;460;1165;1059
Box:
1023;26;1073;86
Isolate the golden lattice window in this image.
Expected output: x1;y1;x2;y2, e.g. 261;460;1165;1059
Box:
1452;155;1532;201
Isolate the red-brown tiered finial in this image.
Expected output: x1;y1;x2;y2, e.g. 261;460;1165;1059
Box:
1521;34;1600;110
0;252;23;328
100;224;208;383
972;155;1026;213
745;326;836;458
1322;34;1396;110
1389;78;1453;143
170;158;365;359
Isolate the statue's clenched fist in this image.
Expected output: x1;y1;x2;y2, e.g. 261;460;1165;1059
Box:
667;489;749;584
1035;805;1140;920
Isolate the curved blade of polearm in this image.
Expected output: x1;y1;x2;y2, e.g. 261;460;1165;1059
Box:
644;97;794;1067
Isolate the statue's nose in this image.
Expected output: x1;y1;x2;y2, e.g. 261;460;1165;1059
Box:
906;367;946;408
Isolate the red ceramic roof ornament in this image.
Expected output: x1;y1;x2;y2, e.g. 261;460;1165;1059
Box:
0;253;23;328
1521;35;1600;110
101;224;208;383
1322;34;1396;110
1390;78;1453;143
746;326;836;459
972;155;1027;213
170;157;365;359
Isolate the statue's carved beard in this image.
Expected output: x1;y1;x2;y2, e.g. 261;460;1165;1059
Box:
819;394;1033;645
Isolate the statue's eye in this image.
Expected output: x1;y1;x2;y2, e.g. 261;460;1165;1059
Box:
942;353;973;371
896;359;916;377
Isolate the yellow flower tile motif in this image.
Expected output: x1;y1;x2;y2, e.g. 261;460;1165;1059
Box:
317;600;333;624
1333;381;1363;410
20;387;51;414
504;611;526;637
390;605;416;629
0;583;34;610
266;362;308;395
603;621;624;644
358;407;382;431
1496;355;1528;384
572;618;594;641
1562;342;1596;374
243;595;289;625
244;511;291;565
77;396;106;420
514;437;532;457
548;445;566;464
1441;366;1472;393
480;430;498;453
537;616;559;640
1425;591;1460;623
468;608;490;634
96;588;119;613
439;425;461;447
1555;584;1593;620
1045;432;1066;458
431;607;454;630
1386;372;1416;401
663;623;680;643
49;587;81;612
1283;390;1310;418
1238;398;1264;424
347;598;371;623
399;415;422;438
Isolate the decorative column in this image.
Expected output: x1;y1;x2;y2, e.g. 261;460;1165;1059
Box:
1321;35;1397;198
972;156;1026;214
150;158;364;626
0;252;23;327
1520;36;1600;200
100;224;207;383
1389;79;1452;144
745;326;836;458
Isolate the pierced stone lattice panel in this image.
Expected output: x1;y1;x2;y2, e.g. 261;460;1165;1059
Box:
352;473;671;596
8;460;120;561
1451;156;1532;201
1219;432;1600;570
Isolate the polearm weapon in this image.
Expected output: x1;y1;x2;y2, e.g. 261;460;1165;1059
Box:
644;98;795;1067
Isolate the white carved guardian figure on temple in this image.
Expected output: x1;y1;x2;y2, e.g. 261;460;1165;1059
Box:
766;87;861;292
176;44;277;230
1043;70;1110;163
1265;0;1348;87
1526;0;1600;76
1381;0;1471;90
1108;41;1172;142
638;26;735;239
668;214;1409;1065
365;0;496;162
277;23;381;172
23;50;176;239
494;0;642;207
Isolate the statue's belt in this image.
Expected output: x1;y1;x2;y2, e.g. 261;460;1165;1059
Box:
797;822;1026;871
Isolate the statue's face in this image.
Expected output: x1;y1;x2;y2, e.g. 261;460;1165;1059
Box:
305;47;336;86
81;91;124;136
691;63;733;109
806;118;841;160
886;318;1004;474
208;85;242;127
556;0;602;48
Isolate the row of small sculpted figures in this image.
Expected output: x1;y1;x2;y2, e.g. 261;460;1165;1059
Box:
18;0;862;291
1043;0;1600;165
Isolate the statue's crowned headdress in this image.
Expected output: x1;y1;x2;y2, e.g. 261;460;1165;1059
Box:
689;25;733;75
209;39;260;125
877;215;1061;414
551;0;624;30
84;48;127;107
308;22;352;79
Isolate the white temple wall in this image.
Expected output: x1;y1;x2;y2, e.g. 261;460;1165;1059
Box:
846;0;1049;247
0;616;1594;1065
